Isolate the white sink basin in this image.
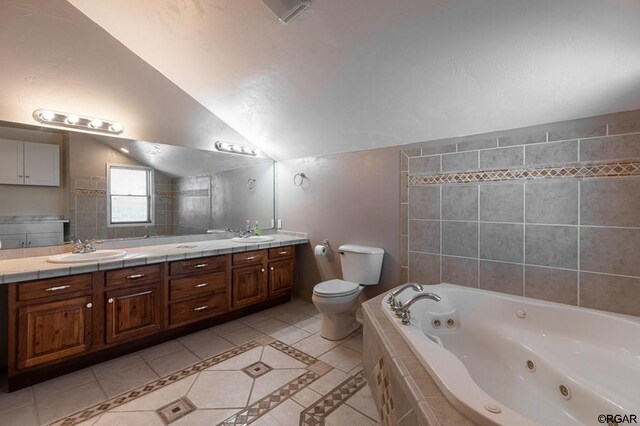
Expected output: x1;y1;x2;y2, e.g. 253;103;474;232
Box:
231;236;275;244
47;250;127;264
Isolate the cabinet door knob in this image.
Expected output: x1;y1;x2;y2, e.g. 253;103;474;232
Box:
86;303;93;309
261;268;265;272
270;267;274;271
108;298;114;304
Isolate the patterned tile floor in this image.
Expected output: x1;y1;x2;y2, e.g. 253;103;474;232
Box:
0;298;379;425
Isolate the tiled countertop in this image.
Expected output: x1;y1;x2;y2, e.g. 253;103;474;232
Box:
0;234;308;284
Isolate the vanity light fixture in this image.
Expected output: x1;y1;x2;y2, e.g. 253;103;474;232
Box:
33;109;124;135
215;141;258;156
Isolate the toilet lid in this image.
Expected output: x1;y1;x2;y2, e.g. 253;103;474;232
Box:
314;279;360;297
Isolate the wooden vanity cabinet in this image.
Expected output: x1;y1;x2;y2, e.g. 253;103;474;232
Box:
9;274;94;372
268;246;296;297
167;255;230;327
7;245;298;390
231;250;268;309
104;264;163;344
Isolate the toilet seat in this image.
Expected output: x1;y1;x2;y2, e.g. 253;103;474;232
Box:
313;279;360;298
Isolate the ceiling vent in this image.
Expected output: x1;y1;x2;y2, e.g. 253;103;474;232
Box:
261;0;311;23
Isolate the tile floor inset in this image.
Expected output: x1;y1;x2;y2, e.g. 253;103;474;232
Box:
1;298;379;426
156;397;196;424
242;362;274;379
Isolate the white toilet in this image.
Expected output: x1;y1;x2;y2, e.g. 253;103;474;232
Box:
312;244;384;340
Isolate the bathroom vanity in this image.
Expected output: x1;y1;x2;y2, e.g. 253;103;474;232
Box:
2;235;305;390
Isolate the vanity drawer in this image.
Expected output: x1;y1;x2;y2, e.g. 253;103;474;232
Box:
269;246;295;260
170;256;226;276
17;274;93;302
169;272;226;301
232;250;265;266
106;265;161;287
169;291;227;326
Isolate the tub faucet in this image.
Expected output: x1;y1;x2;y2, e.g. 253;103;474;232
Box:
396;292;441;325
387;283;423;309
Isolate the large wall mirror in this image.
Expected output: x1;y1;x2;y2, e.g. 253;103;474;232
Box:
0;120;275;249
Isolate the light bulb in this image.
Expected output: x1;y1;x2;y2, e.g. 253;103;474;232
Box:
66;114;80;124
120;147;130;154
110;122;123;133
89;118;103;128
40;110;55;121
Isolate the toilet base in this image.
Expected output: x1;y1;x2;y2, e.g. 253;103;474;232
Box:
319;310;361;341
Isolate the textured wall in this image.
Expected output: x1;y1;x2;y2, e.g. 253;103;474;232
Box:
402;109;640;317
277;147;403;301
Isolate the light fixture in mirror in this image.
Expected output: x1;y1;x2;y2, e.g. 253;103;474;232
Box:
215;141;258;156
33;109;124;135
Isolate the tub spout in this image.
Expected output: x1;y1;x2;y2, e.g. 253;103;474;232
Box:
396;292;441;325
387;283;424;309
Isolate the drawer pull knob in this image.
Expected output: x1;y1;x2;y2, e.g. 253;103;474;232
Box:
246;256;256;260
86;303;93;308
108;298;114;304
194;305;210;312
194;263;208;269
279;251;288;255
195;283;208;288
118;290;153;300
270;267;274;271
126;273;146;279
45;285;71;292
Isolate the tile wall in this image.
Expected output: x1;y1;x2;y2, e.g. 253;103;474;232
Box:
401;109;640;316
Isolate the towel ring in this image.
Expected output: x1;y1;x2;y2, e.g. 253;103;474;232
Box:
247;178;256;190
293;173;307;186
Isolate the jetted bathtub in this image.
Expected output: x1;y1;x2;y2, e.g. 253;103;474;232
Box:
383;283;640;426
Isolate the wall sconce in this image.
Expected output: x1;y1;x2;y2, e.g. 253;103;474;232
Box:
215;141;258;156
33;109;124;134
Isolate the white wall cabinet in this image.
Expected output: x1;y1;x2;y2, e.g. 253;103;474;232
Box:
0;223;64;249
0;139;60;186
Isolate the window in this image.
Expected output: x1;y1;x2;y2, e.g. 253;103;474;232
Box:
107;164;153;226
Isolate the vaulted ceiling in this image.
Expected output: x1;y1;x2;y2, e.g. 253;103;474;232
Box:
3;1;640;161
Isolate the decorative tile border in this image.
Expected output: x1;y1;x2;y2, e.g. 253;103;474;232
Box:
49;341;261;426
219;371;322;425
269;340;317;365
300;370;367;425
372;356;395;426
72;189;107;196
409;160;640;185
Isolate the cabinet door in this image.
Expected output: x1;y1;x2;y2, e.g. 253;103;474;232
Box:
17;295;92;369
268;259;295;297
0;139;24;185
0;233;27;249
105;283;161;344
26;232;63;248
232;264;267;308
24;142;60;186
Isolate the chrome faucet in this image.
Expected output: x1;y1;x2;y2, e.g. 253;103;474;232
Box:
387;283;424;310
396;292;441;325
73;239;97;254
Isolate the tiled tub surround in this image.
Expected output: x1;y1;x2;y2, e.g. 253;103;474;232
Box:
400;108;640;317
363;292;473;426
0;233;307;284
0;298;376;426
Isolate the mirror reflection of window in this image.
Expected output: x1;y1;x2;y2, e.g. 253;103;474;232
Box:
107;164;154;225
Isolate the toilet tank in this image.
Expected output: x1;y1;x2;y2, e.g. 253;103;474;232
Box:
339;244;385;285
